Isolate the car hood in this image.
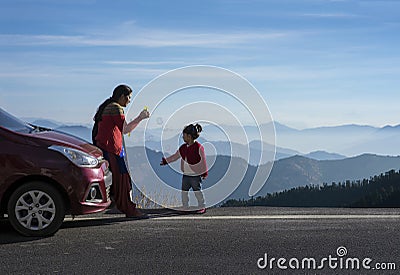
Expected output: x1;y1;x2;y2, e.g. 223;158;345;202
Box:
28;130;103;158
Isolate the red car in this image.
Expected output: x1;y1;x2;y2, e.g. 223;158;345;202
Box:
0;108;112;236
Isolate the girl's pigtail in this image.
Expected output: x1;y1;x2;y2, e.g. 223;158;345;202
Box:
195;124;202;134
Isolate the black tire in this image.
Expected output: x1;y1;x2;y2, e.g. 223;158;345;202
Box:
7;181;66;237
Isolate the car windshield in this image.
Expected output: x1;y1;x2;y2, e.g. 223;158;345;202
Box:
0;108;34;133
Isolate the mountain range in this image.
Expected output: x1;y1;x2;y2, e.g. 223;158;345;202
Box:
23;117;400;160
126;147;400;201
20;117;400;201
273;122;400;156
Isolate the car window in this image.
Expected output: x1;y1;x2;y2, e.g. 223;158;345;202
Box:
0;108;34;133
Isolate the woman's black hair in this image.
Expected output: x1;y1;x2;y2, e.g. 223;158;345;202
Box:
92;84;132;144
183;123;202;140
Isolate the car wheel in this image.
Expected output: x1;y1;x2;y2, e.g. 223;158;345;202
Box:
7;181;66;237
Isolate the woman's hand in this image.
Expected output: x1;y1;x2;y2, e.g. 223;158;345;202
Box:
139;109;150;120
123;109;150;134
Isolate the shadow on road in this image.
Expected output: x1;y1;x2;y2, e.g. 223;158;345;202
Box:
0;219;49;244
61;216;139;228
61;208;195;229
0;216;143;245
0;208;189;244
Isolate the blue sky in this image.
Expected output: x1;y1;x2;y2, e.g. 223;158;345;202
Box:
0;0;399;129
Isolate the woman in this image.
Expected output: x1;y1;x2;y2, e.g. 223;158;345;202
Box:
93;84;149;218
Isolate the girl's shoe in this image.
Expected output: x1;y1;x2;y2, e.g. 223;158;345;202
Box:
196;208;206;214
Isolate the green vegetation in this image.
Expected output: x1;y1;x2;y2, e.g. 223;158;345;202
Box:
222;169;400;207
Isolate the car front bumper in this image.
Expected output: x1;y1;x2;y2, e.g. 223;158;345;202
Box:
68;161;113;215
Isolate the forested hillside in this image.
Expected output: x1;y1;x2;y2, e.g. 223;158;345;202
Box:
222;169;400;207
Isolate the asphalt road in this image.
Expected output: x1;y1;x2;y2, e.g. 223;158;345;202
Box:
1;207;400;274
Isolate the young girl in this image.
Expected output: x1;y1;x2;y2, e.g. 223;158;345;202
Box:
160;123;208;213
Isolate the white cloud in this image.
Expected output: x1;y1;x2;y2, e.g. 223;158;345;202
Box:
0;25;290;48
300;13;360;18
0;34;85;46
103;61;186;66
0;63;165;81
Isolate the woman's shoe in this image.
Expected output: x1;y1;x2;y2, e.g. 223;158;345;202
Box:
125;209;149;219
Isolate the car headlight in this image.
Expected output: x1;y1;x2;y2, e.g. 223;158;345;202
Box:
49;145;99;168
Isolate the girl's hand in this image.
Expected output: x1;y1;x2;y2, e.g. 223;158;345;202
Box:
160;157;167;166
